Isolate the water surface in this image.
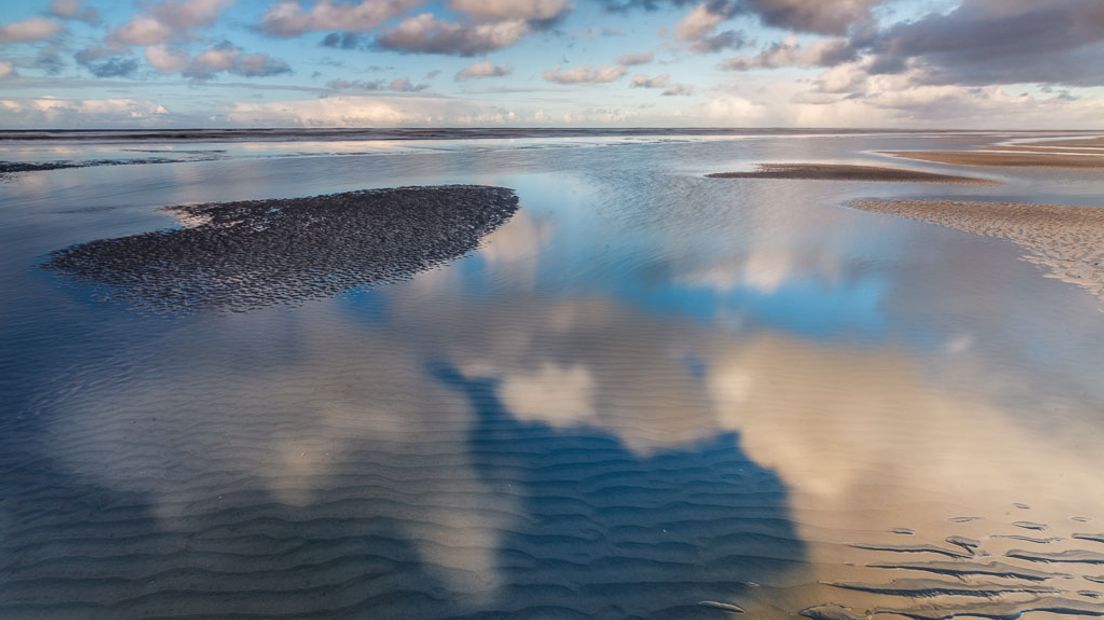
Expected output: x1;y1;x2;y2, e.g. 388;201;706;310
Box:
2;130;1103;618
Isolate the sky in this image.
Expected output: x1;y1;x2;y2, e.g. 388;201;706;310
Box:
0;0;1103;129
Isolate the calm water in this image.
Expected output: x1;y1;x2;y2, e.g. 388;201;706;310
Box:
2;131;1104;618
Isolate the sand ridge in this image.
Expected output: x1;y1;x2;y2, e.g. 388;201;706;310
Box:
851;199;1104;302
707;163;999;184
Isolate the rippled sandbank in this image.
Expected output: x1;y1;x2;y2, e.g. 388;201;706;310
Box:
851;199;1104;301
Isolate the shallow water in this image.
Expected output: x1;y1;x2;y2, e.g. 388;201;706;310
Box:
2;130;1104;618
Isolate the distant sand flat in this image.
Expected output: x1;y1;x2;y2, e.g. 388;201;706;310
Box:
886;150;1104;168
852;199;1104;301
707;163;998;184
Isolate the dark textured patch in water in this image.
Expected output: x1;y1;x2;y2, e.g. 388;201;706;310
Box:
0;156;219;176
45;185;519;314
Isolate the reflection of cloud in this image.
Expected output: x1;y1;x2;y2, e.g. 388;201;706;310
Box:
500;362;595;426
44;305;517;603
680;247;793;293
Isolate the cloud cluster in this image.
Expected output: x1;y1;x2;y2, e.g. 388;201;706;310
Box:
744;0;880;35
611;0;881;35
721;35;853;70
109;0;231;45
863;0;1104;87
674;2;745;53
327;77;429;92
631;73;695;95
543;64;626;84
144;42;290;79
375;13;530;56
455;59;512;80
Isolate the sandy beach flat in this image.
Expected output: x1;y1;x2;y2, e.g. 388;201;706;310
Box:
885;150;1104;168
707;163;998;184
851;199;1104;301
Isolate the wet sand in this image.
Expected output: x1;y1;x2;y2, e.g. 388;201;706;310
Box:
885;150;1104;168
45;185;519;313
887;134;1104;168
707;163;998;184
851;199;1104;301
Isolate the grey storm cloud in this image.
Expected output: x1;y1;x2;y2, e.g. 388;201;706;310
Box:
84;57;140;78
861;0;1104;87
75;46;138;78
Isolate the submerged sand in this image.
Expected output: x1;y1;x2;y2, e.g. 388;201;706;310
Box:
708;163;998;184
851;199;1104;301
46;185;519;313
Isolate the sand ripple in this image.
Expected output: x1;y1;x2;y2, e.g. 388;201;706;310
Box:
851;199;1104;302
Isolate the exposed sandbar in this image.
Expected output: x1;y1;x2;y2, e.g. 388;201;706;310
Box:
46;185;519;313
0;156;219;177
707;163;998;184
851;199;1104;301
885;150;1104;168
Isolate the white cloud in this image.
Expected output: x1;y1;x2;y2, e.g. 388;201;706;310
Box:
662;83;695;96
456;59;512;80
617;51;653;66
260;0;424;37
676;3;728;41
144;44;191;73
109;16;173;46
0;61;16;80
49;0;99;24
630;73;669;88
542;64;626;84
0;17;63;44
673;2;745;53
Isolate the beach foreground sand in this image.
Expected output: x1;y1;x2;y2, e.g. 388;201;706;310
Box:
852;199;1104;301
708;163;998;184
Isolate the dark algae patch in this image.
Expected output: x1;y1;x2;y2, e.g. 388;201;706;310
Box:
45;185;519;313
